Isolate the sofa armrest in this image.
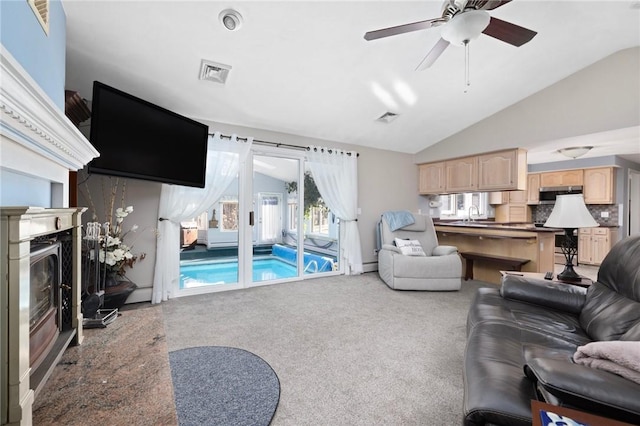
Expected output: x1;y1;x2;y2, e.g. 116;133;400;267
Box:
500;275;587;314
525;357;640;423
381;243;401;254
432;245;458;256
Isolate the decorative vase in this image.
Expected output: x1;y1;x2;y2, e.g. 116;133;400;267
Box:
103;270;121;288
103;280;137;310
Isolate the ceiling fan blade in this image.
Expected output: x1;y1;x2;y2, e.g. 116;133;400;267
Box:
474;0;513;11
415;38;450;71
482;16;537;47
364;18;446;41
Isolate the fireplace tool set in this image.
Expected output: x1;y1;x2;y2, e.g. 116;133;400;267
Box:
82;222;118;328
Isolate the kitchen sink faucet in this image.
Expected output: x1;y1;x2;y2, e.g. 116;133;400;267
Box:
467;205;479;222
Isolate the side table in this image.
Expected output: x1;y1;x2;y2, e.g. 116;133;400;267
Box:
500;271;593;287
532;400;634;426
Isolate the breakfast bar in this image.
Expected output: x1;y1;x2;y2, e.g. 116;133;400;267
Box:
434;221;558;285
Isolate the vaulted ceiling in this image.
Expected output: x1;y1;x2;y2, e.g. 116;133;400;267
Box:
63;1;640;163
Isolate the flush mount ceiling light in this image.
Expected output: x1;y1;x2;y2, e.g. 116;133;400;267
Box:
219;9;243;31
199;59;232;84
557;146;593;159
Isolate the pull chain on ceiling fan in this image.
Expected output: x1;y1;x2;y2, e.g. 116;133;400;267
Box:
364;0;537;81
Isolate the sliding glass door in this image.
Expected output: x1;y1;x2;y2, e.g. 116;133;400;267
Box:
180;145;340;295
245;151;303;286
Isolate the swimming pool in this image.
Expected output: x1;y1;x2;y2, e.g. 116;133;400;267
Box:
180;257;298;289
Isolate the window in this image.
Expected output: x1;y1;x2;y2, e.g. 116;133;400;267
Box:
220;199;238;231
439;192;488;219
288;200;298;231
308;205;329;235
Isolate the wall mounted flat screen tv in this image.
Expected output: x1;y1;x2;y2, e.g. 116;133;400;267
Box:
88;81;209;188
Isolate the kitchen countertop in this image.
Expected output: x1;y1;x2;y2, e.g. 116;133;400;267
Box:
434;221;560;232
435;221;619;231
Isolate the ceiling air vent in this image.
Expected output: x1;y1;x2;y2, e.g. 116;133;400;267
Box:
376;112;399;123
28;0;49;35
199;60;232;84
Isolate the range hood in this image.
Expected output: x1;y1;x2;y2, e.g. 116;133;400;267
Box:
538;185;583;204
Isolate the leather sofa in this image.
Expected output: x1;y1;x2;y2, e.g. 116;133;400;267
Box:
463;234;640;425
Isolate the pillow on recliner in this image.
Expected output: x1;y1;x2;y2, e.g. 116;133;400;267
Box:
394;238;426;256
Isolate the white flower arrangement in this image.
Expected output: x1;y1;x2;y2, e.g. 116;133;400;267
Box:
81;177;147;277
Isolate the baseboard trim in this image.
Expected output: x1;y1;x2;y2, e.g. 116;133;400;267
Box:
362;261;378;273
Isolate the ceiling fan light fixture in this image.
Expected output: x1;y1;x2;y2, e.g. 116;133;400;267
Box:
441;10;490;46
557;146;593;159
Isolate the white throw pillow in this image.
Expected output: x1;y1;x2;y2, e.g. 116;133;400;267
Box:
394;238;426;256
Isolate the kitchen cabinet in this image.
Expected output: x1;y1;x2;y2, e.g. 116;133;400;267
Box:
540;170;583;187
477;148;527;191
583;167;615;204
578;227;618;265
488;190;527;205
494;203;531;223
508;190;527;204
418;148;527;195
489;191;508;205
527;173;540;204
445;156;477;192
418;162;446;194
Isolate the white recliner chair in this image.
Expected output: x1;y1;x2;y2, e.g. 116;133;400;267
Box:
377;213;462;291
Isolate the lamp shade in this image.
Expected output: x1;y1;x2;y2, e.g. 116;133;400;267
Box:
543;194;599;229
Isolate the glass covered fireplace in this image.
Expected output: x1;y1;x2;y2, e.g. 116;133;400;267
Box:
1;207;84;426
29;240;68;373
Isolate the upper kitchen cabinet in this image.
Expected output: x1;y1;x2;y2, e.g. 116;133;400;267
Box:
540;170;583;187
445;156;478;192
419;162;446;194
583;167;615;204
477;148;527;191
527;173;540;204
418;148;527;195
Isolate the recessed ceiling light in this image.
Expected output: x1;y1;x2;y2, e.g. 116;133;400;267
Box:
219;9;243;31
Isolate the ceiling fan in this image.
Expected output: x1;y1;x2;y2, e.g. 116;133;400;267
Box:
364;0;537;71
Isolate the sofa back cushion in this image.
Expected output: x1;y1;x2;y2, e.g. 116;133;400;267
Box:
579;235;640;340
579;283;640;340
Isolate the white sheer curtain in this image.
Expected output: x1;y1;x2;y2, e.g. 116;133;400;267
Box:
306;145;363;275
151;133;252;303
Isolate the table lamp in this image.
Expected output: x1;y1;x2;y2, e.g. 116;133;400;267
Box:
543;194;598;282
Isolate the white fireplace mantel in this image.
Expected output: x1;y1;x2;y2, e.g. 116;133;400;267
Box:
0;45;97;426
0;44;98;174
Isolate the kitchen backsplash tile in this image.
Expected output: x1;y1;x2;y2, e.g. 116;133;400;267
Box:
532;204;618;226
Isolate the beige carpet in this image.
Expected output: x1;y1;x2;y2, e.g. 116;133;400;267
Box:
162;272;490;425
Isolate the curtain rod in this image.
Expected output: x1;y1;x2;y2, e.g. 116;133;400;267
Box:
209;132;359;157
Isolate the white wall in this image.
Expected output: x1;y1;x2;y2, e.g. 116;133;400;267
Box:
414;47;640;163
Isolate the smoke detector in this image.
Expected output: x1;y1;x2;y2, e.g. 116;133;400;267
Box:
376;112;399;123
199;60;232;84
219;9;243;31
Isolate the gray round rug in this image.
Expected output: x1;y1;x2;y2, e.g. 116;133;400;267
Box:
169;346;280;426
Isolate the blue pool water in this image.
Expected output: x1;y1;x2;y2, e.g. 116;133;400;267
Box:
180;257;298;289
